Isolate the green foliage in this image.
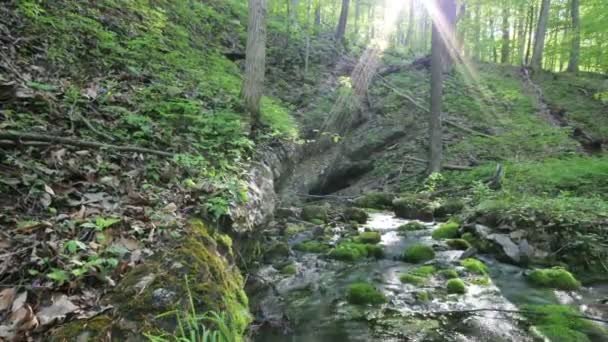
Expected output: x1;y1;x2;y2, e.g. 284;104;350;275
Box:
293;240;331;254
431;222;460;240
260;97;298;138
460;258;489;275
346;282;386;305
527;267;581;290
446;278;466;294
355;231;381;244
402;244;435;263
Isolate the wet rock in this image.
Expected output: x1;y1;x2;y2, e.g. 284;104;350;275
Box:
487;233;525;264
459;247;478;259
301;205;329;223
353;192;395;209
152;288;177;309
343;207;369;224
434;199;465;219
393;195;434;221
275;207;301;219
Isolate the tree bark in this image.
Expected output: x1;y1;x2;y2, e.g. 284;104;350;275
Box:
335;0;350;43
405;0;415;46
304;0;312;75
314;1;321;30
566;0;580;72
517;3;527;65
354;0;360;38
242;0;267;133
473;2;481;61
531;0;551;70
525;3;536;65
500;3;510;64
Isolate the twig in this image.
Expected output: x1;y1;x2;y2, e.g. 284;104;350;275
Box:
0;130;175;157
425;308;608;324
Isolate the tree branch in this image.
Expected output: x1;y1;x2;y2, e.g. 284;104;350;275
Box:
0;130;175;157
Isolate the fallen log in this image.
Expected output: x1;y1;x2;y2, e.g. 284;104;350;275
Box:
0;130;175;157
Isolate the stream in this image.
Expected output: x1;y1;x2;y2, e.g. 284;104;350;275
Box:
250;211;608;341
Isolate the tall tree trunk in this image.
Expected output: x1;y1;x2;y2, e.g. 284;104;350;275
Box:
354;0;360;37
473;1;481;61
289;0;299;28
500;4;510;64
314;1;321;31
531;0;551;70
443;0;458;72
567;0;580;72
428;0;456;173
525;3;536;65
242;0;267;134
405;0;415;46
335;0;350;43
489;18;497;63
304;0;312;75
517;3;527;65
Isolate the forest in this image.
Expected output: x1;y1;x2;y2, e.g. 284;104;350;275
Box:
0;0;606;341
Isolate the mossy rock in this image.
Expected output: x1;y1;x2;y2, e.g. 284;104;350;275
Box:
280;263;297;275
471;276;491;286
355;231;381;244
527;267;581;290
434;199;465;219
446;238;471;250
431;222;460;240
522;304;608;342
264;241;290;262
353;192;395;209
400;274;426;286
329;242;383;261
461;258;488;275
100;221;251;340
461;232;493;252
284;223;306;237
410;265;437;277
397;221;426;232
301;205;329;223
402;244;435;263
50;315;119;341
343;207;369;224
346;282;386;305
392;195;434;221
439;269;459;279
414;291;431;302
365;244;385;259
446;278;466;294
293;240;331;253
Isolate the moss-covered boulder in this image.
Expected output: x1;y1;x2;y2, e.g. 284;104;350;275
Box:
355;231;381;244
346;282;386;305
329;242;384;261
400;274;426;286
434;199;465;219
431;221;460;240
446;238;471;250
301;205;330;223
527;267;581;290
280;263;297;275
447;278;467;294
439;269;459;279
343;207;369;223
461;258;488;275
353;192;396;209
264;241;290;262
522;304;608;342
392;195;434;221
52;221;252;341
293;240;331;253
398;221;426;232
402;244;435;263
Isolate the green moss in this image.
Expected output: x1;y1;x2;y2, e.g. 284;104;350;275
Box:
343;207;369;224
393;195;434;221
346;282;386;305
446;238;471;250
293;240;331;253
280;263;297;275
400;274;426;286
285;223;306;237
414;291;431;302
329;242;381;261
365;244;385;259
301;205;329;223
434;199;465;218
402;244;435;263
264;241;290;262
446;278;467;294
471;276;491;286
522;304;607;342
461;258;488;275
397;221;426;232
431;222;460;240
50;315;115;341
411;265;437;277
353;192;395;209
535;325;590;342
355;231;381;244
461;232;493;252
439;269;459;279
527;267;581;290
310;218;325;225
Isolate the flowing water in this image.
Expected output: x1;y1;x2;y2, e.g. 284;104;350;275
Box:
250;212;608;341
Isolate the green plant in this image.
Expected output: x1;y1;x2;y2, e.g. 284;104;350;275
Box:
80;217;121;231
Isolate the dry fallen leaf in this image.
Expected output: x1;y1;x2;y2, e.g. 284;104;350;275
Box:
11;292;27;313
36;294;79;327
0;288;16;312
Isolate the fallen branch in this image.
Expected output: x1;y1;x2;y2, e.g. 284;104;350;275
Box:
444;119;496;139
425;308;608;324
405;155;472;171
0;130;174;157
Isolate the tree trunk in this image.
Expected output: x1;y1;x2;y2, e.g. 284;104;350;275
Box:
489;18;497;63
335;0;350;43
314;1;321;30
473;1;481;61
567;0;580;72
289;0;299;28
525;3;536;65
517;3;527;65
405;0;415;46
354;0;360;38
428;0;455;173
500;4;510;64
242;0;267;134
442;0;457;73
531;0;551;70
304;0;312;75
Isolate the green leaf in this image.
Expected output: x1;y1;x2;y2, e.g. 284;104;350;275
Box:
47;269;69;284
64;240;87;254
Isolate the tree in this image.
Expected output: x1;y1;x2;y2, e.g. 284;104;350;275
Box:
500;2;511;64
242;0;268;134
335;0;350;43
567;0;580;72
531;0;551;70
428;0;456;174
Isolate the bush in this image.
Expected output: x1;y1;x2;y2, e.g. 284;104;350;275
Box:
431;222;460;240
346;282;386;305
460;258;488;275
446;239;471;250
527;268;580;290
402;244;435;263
397;221;426;232
446;278;466;294
355;231;381;244
293;240;330;254
353;192;395;209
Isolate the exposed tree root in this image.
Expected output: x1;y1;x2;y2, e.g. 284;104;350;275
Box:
0;130;174;157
